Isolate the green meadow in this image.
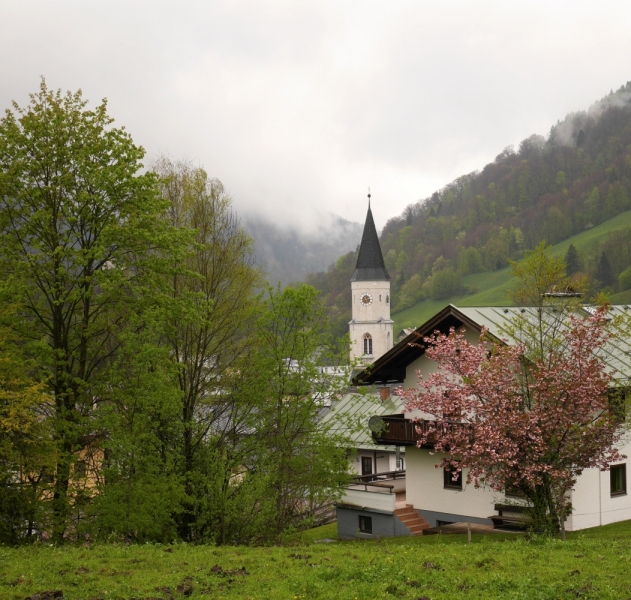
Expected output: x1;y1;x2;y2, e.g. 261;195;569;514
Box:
393;210;631;331
2;520;631;599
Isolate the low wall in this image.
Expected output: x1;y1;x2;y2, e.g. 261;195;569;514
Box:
339;487;396;513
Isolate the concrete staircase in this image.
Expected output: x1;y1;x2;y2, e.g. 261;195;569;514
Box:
394;504;430;536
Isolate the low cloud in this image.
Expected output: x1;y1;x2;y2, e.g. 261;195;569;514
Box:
2;1;631;231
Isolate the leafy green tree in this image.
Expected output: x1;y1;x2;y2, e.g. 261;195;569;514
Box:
430;269;461;300
397;274;424;310
564;244;581;276
85;331;184;543
508;242;584;361
0;81;186;542
510;242;569;307
555;171;566;189
182;284;353;544
458;246;483;275
384;249;397;274
254;285;351;536
152;157;261;540
0;304;54;544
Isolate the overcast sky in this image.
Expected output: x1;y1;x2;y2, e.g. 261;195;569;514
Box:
2;1;631;232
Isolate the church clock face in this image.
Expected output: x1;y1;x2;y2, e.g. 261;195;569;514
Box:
360;293;373;306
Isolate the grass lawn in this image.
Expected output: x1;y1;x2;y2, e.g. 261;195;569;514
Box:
2;521;631;599
393;209;631;331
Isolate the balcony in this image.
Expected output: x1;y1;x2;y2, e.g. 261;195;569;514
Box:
338;470;406;513
369;415;438;447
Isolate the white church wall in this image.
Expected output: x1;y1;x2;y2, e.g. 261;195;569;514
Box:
351;281;391;321
350;279;393;362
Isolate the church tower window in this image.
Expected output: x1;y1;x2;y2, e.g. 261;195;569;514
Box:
363;334;373;356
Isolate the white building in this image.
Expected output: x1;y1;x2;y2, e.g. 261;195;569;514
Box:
336;304;631;539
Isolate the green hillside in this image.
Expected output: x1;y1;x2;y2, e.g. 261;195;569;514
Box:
307;82;631;340
393;209;631;330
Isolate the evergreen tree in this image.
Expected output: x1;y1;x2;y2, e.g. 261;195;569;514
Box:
564;244;581;276
597;252;614;287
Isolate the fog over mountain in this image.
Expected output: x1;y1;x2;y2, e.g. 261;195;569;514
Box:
3;2;631;232
243;212;363;287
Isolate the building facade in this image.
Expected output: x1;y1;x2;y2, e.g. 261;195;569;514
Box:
336;304;631;539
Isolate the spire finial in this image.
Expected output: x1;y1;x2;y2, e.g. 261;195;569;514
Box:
367;187;371;208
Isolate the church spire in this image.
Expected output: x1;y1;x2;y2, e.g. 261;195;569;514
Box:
351;193;390;282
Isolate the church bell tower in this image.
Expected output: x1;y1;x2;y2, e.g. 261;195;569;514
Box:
349;194;393;364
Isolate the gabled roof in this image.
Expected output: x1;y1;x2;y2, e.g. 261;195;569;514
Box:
351;205;390;282
353;305;479;385
354;304;631;386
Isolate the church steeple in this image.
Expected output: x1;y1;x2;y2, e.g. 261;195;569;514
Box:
351;199;390;282
349;192;393;363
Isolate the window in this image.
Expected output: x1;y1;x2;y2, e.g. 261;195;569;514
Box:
74;460;87;479
361;456;373;476
40;467;54;484
608;388;628;423
504;479;525;498
385;294;389;305
611;464;627;496
443;467;462;490
363;334;373;355
359;515;372;533
379;295;382;302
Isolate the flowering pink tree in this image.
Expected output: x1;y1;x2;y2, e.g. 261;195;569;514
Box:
401;305;625;534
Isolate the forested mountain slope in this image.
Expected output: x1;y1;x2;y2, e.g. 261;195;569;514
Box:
393;208;631;331
243;213;362;287
307;82;631;338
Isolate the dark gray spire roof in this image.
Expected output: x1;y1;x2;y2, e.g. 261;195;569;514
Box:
351;204;390;281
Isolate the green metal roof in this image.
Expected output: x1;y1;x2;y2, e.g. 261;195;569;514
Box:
355;303;631;386
456;305;631;382
345;303;631;448
321;392;406;452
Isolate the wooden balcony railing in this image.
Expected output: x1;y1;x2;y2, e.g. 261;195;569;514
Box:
369;415;438;447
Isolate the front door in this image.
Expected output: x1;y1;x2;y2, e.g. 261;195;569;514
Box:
361;456;373;476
